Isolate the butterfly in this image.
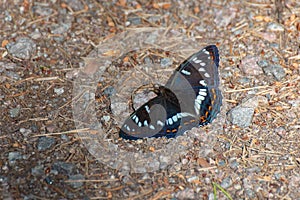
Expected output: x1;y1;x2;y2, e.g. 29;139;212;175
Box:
119;45;222;140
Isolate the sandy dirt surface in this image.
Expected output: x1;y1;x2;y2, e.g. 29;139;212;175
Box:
0;0;299;199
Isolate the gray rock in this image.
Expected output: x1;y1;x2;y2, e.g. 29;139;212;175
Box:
54;87;64;95
103;86;115;96
228;106;254;127
175;188;195;199
31;165;44;176
0;61;17;70
241;56;263;75
267;22;284;31
257;60;269;68
5;71;20;80
8;152;22;165
37;137;56;151
6;37;36;59
160;57;173;68
101;115;110;123
9;107;20;118
4;11;12;22
52;161;76;176
263;64;286;81
63;0;84;11
229;158;239;169
32;5;53;16
50;23;71;35
187;176;199;183
144;33;158;45
127;17;142;25
68;174;85;189
221;176;232;189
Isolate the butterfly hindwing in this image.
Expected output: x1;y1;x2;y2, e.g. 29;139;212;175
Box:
119;87;182;139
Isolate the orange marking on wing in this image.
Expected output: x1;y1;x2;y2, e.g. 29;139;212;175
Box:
171;129;177;133
205;111;209;117
200;116;207;122
166;129;171;133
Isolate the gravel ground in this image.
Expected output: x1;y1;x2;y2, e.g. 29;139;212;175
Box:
0;0;300;199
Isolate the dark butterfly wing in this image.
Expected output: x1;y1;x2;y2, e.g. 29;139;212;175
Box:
119;45;221;139
119;87;184;139
166;45;222;126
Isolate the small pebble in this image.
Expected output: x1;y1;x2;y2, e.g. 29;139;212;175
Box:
54;87;64;95
6;37;36;60
228;106;254;127
8;152;22;165
187;176;199;183
175;188;195;199
9;107;20;118
52;162;76;176
263;64;286;81
101;115;111;122
103;86;115;96
68;174;85;189
160;57;173;68
127;17;142;25
37;137;56;151
267;22;284;31
221;176;232;189
240;56;263;75
31;165;44;176
257;60;269;68
145;34;158;44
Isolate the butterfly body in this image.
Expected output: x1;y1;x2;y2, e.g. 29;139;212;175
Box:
119;45;222;140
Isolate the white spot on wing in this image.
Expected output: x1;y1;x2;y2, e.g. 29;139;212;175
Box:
194;104;200;115
149;125;155;130
181;69;191;75
199;80;207;86
134;116;139;124
203;49;210;55
168;118;173;125
145;105;150;113
157;120;164;126
125;124;130;131
194;102;201;110
197;95;205;101
198;91;207;96
138;122;142;127
195;98;202;106
198;67;205;72
204;73;210;78
172;115;178;122
144;120;148;126
200;62;206;66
